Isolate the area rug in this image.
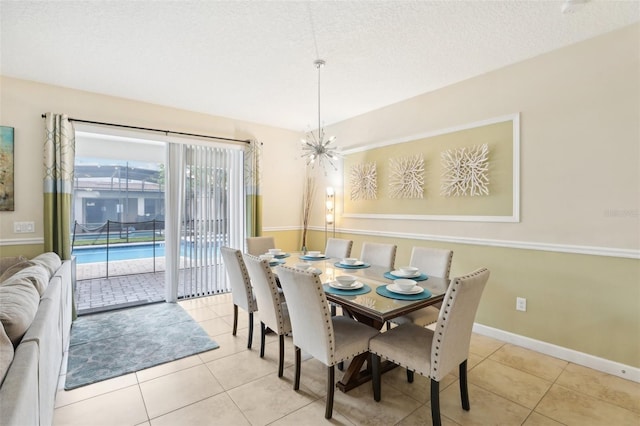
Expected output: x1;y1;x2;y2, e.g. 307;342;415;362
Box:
65;302;219;390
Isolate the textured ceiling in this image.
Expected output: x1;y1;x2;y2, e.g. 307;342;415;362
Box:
1;1;638;131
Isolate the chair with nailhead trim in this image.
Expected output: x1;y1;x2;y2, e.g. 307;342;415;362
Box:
221;247;258;349
369;268;490;426
360;242;397;270
243;253;291;377
389;247;454;328
275;265;380;419
324;238;353;259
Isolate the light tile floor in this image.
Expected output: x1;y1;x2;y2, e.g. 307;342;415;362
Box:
53;293;640;426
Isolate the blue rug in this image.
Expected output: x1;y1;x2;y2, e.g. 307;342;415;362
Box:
65;303;219;390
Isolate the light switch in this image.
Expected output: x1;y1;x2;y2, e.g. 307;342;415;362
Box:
13;221;35;233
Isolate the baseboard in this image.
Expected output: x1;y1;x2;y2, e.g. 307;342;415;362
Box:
472;323;640;383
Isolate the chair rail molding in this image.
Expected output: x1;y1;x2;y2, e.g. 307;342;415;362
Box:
264;225;639;259
0;237;44;246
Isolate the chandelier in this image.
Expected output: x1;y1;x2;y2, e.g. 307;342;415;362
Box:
301;59;339;170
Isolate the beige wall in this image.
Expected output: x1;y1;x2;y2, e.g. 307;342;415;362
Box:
0;76;306;255
314;23;639;250
279;24;640;369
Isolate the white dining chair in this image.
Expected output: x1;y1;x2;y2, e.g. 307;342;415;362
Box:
369;268;490;426
275;265;380;419
246;236;275;256
324;238;354;316
360;242;397;270
243;253;291;377
390;247;453;327
220;247;257;349
324;238;353;259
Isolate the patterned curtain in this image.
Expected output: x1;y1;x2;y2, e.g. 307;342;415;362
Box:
244;139;262;238
43;113;75;259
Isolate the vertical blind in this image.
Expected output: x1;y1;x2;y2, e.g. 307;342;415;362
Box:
166;142;244;300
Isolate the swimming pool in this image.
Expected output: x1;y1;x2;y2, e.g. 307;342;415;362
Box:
72;242;221;264
72;243;165;264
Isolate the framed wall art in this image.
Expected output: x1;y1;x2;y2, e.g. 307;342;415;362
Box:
342;114;520;222
0;126;15;211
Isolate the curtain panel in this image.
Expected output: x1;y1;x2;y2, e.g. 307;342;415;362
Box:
244;140;262;238
43;113;75;259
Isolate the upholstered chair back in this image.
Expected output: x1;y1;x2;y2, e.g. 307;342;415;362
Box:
360;242;397;270
430;268;490;381
220;247;257;312
409;247;453;279
246;236;275;256
275;265;335;366
324;238;353;259
243;254;289;335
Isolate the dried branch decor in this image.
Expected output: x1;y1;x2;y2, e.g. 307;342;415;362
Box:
301;172;316;250
350;162;377;200
389;154;424;199
440;143;490;197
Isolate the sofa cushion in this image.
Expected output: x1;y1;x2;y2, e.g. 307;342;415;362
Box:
0;260;36;282
0;257;30;278
3;264;50;296
31;252;62;277
0;324;13;384
0;276;40;346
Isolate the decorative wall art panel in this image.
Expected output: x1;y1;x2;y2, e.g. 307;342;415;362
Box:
342;114;519;222
389;154;424;199
349;162;377;200
0;126;15;211
441;143;490;197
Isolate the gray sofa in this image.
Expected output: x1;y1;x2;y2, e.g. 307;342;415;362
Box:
0;253;75;426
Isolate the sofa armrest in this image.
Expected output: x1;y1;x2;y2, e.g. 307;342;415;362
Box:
0;341;40;426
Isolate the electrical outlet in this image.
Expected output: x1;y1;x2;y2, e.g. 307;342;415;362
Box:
516;297;527;312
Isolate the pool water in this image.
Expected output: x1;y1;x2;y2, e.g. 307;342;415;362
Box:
73;243;165;264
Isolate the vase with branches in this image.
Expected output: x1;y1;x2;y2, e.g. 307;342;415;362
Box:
301;171;316;253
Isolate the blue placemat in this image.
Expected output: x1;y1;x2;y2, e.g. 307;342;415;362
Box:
268;259;286;266
376;285;432;300
323;283;371;296
384;272;429;281
334;262;371;269
275;253;291;259
299;255;328;261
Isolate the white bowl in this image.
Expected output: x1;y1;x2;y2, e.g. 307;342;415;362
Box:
399;266;419;275
335;275;356;287
394;278;417;291
259;254;274;261
342;257;358;265
268;248;282;255
307;250;321;257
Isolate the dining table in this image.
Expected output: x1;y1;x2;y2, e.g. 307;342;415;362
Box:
270;251;449;392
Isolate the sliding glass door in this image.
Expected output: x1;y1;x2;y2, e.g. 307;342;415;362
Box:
74;127;244;312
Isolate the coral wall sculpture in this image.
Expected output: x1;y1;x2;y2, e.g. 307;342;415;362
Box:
389;154;424;199
350;162;377;200
440;143;490;197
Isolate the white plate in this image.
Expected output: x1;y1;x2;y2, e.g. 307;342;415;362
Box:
390;269;421;278
329;281;363;290
340;260;364;266
386;284;424;295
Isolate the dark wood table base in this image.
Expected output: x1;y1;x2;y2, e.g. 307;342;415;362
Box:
335;308;397;392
